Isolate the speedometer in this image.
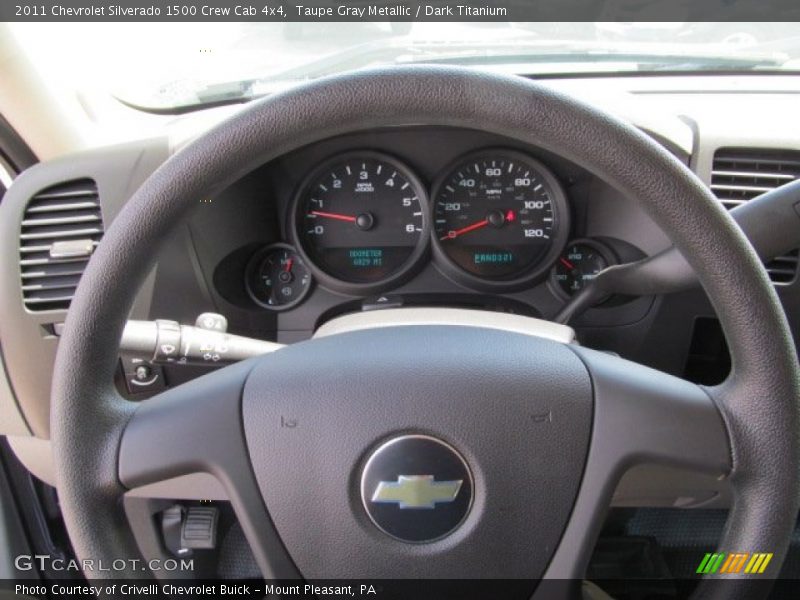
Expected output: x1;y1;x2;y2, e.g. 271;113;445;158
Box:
431;150;569;290
291;151;429;294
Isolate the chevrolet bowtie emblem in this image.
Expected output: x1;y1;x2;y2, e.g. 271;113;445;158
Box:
371;475;463;509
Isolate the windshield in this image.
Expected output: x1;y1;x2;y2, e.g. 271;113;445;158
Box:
9;21;800;114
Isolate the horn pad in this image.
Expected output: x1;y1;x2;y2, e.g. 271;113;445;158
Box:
242;326;592;579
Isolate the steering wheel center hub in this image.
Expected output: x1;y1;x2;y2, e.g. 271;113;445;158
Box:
241;325;592;579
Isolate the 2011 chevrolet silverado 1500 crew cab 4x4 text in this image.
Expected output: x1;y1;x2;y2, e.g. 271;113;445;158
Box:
0;10;799;600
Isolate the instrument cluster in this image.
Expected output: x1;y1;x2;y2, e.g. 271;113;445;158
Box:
245;147;614;310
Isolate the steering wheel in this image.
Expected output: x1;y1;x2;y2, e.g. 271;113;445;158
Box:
51;67;799;598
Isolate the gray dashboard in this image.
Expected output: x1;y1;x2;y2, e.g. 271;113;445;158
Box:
2;73;800;511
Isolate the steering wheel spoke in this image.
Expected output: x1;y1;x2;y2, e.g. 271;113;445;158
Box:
118;359;299;579
542;347;732;582
574;346;731;474
119;359;253;488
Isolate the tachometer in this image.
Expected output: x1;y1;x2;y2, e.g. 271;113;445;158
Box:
432;150;569;290
291;152;429;294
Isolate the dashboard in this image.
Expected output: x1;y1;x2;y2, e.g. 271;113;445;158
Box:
2;74;800;510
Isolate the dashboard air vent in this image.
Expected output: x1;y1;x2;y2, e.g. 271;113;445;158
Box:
18;179;103;311
711;148;800;284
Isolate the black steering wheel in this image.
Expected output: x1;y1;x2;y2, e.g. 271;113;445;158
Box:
51;67;800;599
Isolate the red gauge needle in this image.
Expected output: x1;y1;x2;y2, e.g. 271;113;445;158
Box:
309;210;357;223
284;258;293;273
441;218;489;241
559;257;576;270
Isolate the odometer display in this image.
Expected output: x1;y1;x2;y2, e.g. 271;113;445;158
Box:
432;150;569;288
292;152;429;292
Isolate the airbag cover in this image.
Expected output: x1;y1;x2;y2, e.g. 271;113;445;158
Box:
242;326;592;579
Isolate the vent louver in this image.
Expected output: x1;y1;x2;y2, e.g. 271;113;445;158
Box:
19;179;103;311
711;148;800;284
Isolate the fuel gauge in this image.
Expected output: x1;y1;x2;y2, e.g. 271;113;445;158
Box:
551;239;615;299
246;244;312;311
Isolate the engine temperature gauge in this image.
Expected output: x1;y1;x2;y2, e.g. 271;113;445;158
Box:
246;244;312;311
551;239;615;299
